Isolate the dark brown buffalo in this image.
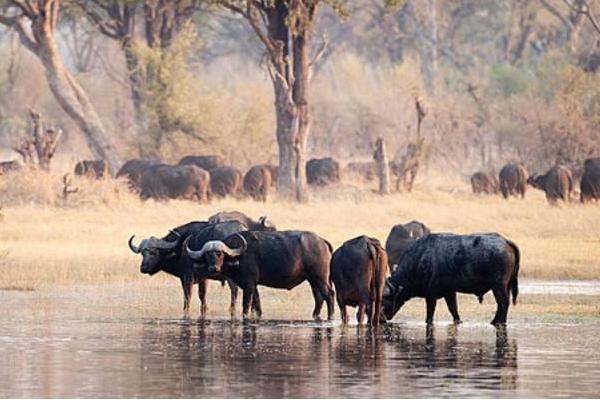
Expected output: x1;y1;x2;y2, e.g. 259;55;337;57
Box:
116;159;159;189
385;220;431;272
344;161;376;181
306;157;341;186
499;163;528;199
128;221;246;316
208;211;276;231
74;160;111;179
140;164;210;202
243;165;272;202
178;155;224;171
471;172;499;194
383;233;520;325
331;236;388;326
581;158;600;203
186;230;335;321
528;165;573;203
262;164;279;187
0;160;21;175
209;166;242;198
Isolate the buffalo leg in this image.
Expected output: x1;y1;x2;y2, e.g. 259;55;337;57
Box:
242;286;255;321
309;283;325;321
425;297;437;324
444;293;461;323
198;279;208;318
252;288;262;318
356;304;365;325
226;279;238;317
181;279;192;314
491;285;510;325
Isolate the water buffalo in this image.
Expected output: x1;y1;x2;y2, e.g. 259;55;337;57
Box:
74;160;111;179
128;221;241;316
306;157;341;186
471;172;499;195
260;164;278;187
210;166;242;198
243;165;272;202
0;160;21;175
344;161;376;182
499;164;528;199
331;236;388;326
382;233;520;325
178;155;224;171
385;220;431;271
186;230;335;321
581;158;600;203
208;211;276;231
140;164;210;202
527;165;573;203
116;159;159;190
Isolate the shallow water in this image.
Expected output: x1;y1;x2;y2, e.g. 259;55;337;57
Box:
1;312;599;398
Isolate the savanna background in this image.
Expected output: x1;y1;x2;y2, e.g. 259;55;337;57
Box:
0;0;599;321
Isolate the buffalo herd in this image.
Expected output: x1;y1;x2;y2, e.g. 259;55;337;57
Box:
129;211;521;327
471;158;600;203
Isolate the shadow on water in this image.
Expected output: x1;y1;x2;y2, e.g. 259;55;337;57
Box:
1;317;599;397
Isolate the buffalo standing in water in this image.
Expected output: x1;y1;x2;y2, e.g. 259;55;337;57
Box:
186;230;335;321
385;220;431;272
128;221;245;316
383;233;520;325
331;236;388;326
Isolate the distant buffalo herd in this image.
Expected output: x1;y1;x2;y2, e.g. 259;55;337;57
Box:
471;159;600;203
129;211;520;326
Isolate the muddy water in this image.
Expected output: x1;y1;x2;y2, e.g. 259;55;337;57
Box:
1;312;599;398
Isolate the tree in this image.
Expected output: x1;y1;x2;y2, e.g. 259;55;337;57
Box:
217;0;340;201
0;0;121;171
75;0;202;133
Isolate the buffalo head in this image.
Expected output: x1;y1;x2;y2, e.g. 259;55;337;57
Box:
382;279;406;321
186;233;247;274
128;230;181;275
527;175;545;189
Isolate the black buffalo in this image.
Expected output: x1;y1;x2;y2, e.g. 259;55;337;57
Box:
383;233;520;325
128;221;241;316
178;155;224;171
528;165;573;203
210;166;242;198
331;236;388;326
140;164;210;202
385;220;431;271
74;160;111;179
208;211;276;231
499;163;528;199
243;165;272;202
186;230;335;321
116;159;160;190
581;158;600;203
471;171;499;195
306;157;341;186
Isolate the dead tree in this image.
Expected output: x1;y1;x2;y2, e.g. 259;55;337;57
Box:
0;0;121;171
12;110;62;171
392;98;427;192
373;137;390;195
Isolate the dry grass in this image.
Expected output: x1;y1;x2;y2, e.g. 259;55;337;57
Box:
0;171;599;293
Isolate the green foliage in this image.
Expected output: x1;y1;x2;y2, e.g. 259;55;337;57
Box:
488;63;533;98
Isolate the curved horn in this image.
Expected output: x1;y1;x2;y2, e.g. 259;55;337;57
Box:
186;238;225;260
224;233;247;257
128;235;141;253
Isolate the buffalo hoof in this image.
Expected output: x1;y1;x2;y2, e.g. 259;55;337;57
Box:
491;320;507;327
453;319;462;324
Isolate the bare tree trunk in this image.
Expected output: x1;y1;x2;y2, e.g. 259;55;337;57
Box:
0;1;121;171
373;137;390;195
